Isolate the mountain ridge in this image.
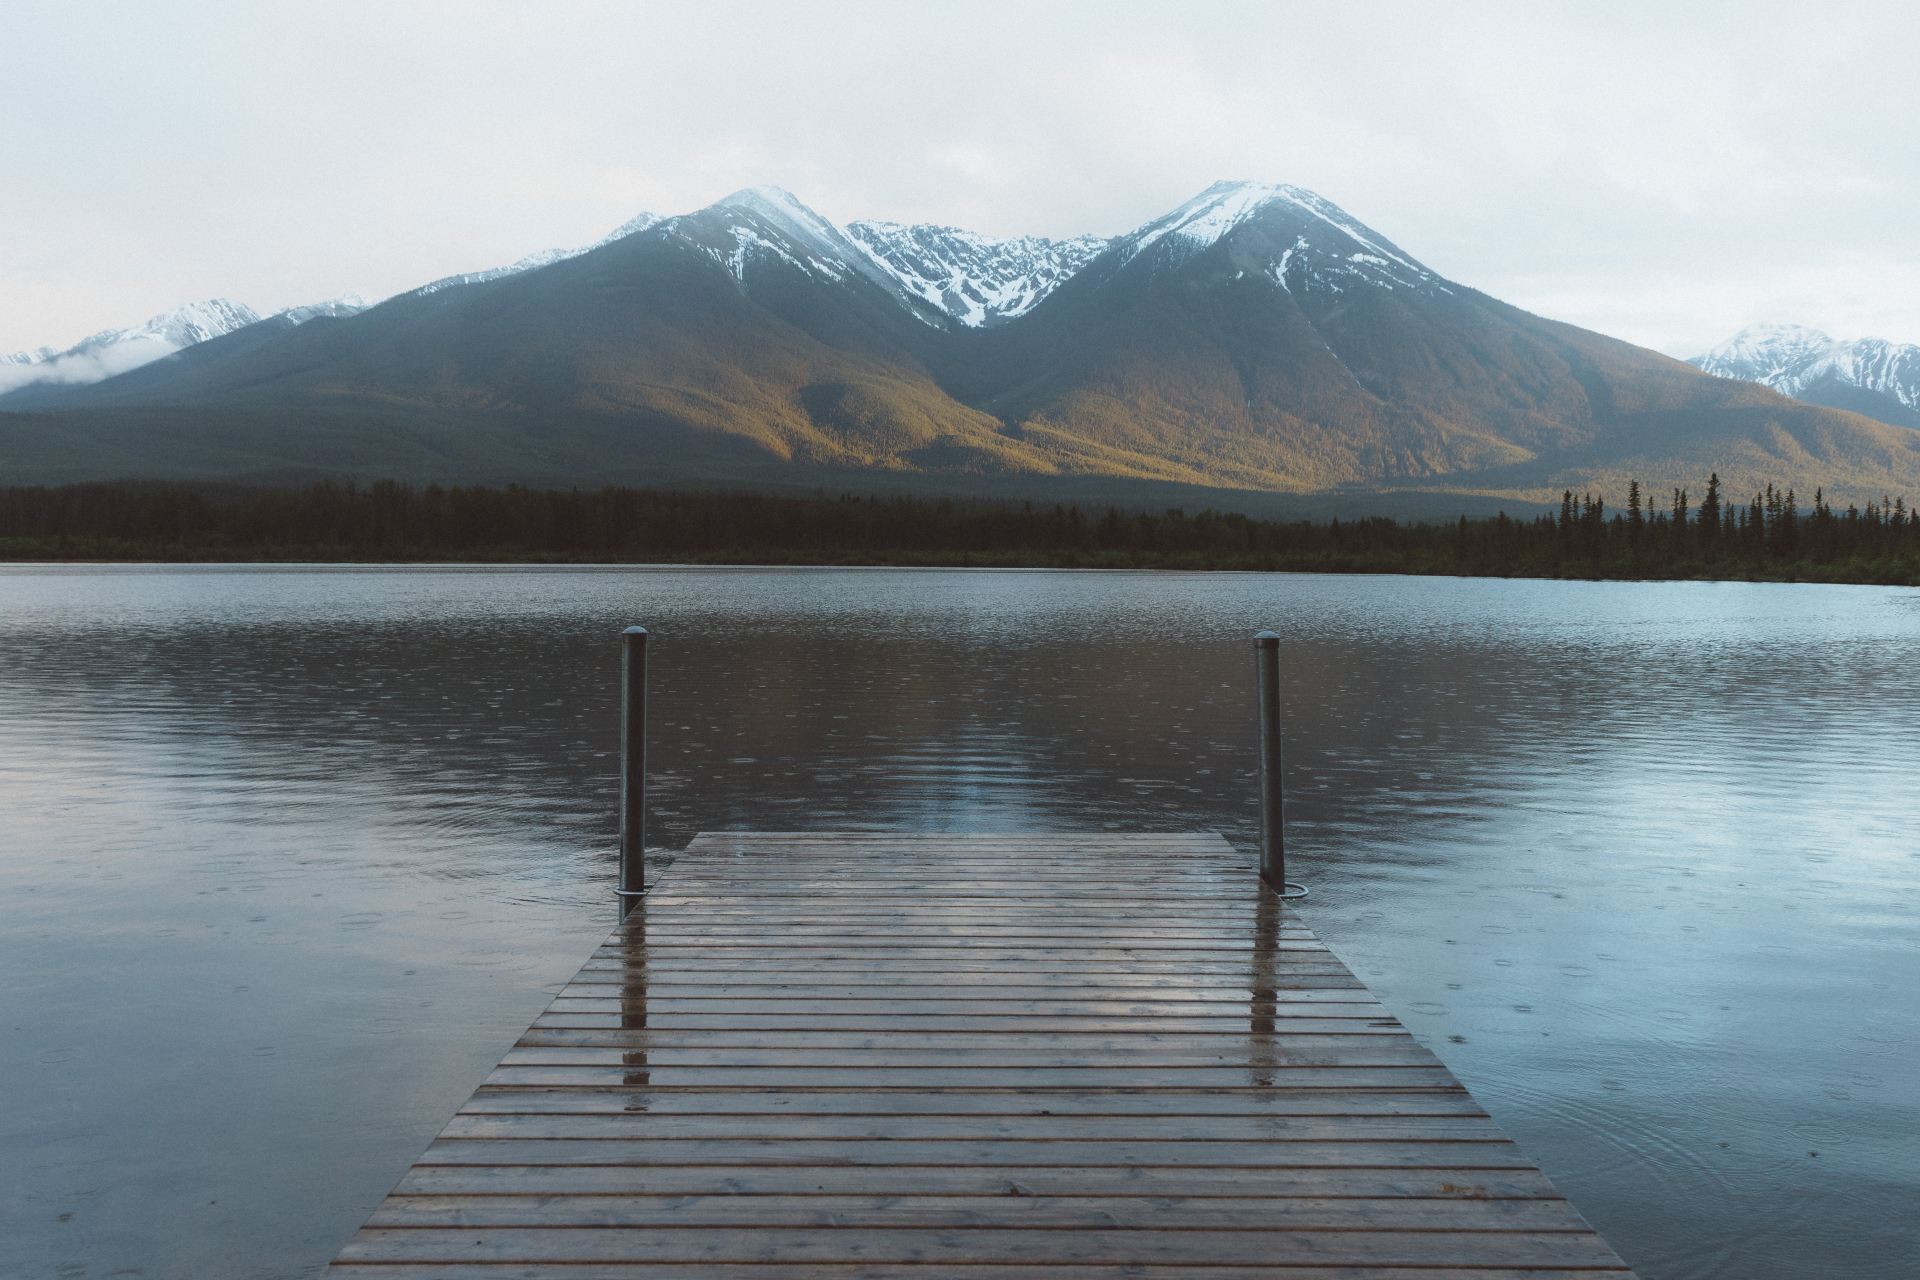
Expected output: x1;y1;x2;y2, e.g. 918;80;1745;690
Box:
1691;323;1920;430
845;220;1108;327
5;182;1919;510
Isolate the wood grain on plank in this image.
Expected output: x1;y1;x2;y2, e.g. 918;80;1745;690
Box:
328;831;1636;1277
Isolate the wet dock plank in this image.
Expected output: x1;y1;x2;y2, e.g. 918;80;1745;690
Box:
329;831;1636;1277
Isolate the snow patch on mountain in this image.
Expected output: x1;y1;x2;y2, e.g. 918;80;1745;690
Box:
1124;182;1405;265
1117;180;1447;298
1692;324;1920;415
414;212;663;297
81;298;261;352
661;187;973;323
277;293;370;325
1692;324;1840;385
1;180;1469;400
596;211;664;246
1128;181;1283;258
659;189;1089;326
713;188;855;267
414;247;583;296
846;221;1107;327
0;299;261;394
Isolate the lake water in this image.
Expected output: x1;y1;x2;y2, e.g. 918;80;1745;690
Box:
0;565;1915;1279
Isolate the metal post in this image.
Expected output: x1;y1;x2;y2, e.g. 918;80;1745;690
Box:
1254;630;1286;893
618;626;649;917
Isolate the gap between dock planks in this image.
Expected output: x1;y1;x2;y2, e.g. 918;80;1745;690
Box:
329;831;1638;1278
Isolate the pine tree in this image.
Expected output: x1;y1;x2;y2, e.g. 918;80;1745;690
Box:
1699;473;1721;549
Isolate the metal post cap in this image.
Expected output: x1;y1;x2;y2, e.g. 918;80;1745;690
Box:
623;625;650;637
1253;631;1280;647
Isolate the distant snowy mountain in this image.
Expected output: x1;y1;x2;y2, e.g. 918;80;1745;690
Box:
2;211;668;398
1691;324;1920;428
414;212;663;296
0;295;379;397
0;299;261;394
846;221;1107;327
78;298;261;353
1691;323;1836;383
276;294;370;325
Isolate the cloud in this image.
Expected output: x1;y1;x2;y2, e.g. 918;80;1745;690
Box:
0;336;182;396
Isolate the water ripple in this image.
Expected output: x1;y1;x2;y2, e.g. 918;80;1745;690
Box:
0;566;1916;1279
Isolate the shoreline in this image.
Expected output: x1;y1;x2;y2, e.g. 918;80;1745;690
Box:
6;479;1918;587
3;546;1916;587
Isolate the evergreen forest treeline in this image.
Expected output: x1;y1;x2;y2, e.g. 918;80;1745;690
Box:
2;476;1919;584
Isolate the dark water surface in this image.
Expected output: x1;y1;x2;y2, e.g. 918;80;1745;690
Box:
1;565;1916;1279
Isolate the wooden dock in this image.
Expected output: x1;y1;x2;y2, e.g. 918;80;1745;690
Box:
330;831;1637;1277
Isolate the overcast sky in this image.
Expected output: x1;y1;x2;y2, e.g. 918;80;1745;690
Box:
3;1;1915;357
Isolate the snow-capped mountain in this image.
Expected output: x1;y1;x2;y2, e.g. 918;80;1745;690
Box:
0;299;261;394
1692;324;1920;429
2;183;1456;400
414;212;663;296
1108;179;1450;297
845;221;1107;327
660;187;857;283
16;178;1920;509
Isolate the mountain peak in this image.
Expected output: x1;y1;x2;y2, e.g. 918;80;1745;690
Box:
678;187;955;317
716;184;813;216
1694;324;1843;380
1152;180;1318;240
1115;180;1443;297
1126;181;1365;254
712;186;847;253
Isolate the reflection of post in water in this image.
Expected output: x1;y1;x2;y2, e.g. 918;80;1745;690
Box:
619;904;650;1086
1247;882;1283;1088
